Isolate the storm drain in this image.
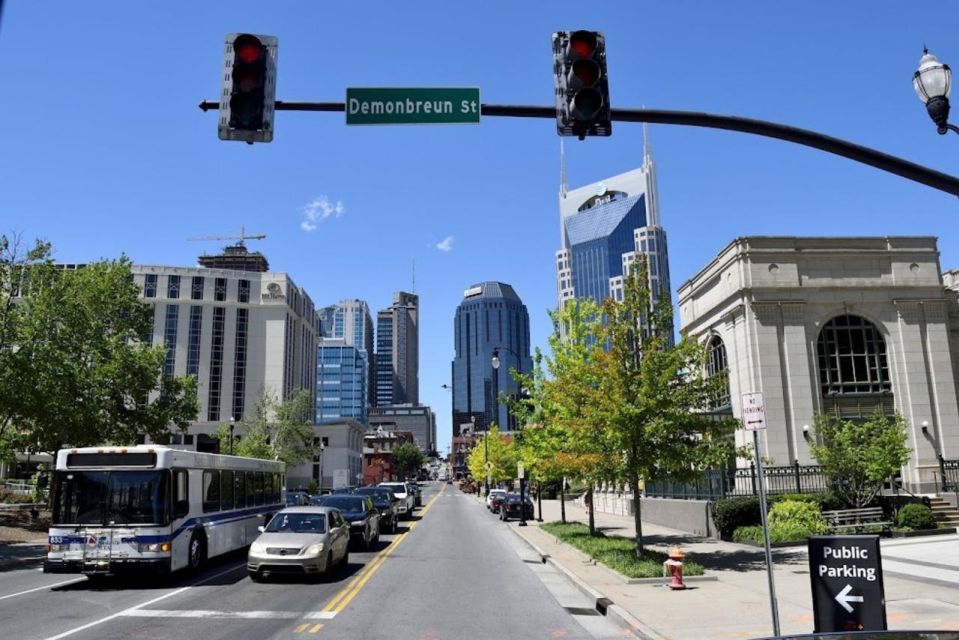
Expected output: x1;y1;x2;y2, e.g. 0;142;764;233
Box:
564;606;600;616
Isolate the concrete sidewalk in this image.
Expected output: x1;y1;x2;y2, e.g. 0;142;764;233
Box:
506;498;959;639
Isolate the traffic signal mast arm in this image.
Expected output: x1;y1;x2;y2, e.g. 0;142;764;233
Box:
198;99;959;197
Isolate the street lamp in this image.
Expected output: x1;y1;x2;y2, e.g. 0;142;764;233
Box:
914;48;957;135
229;416;236;455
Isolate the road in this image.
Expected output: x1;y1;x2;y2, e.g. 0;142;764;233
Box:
0;483;627;640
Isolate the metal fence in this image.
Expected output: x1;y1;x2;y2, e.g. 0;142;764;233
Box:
643;462;832;501
939;456;959;493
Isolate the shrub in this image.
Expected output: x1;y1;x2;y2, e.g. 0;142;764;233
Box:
897;503;938;531
0;491;36;504
713;497;763;540
768;500;829;535
732;525;764;544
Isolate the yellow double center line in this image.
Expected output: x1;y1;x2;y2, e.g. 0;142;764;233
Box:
317;486;446;616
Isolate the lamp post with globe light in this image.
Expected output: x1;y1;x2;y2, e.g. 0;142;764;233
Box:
914;48;958;135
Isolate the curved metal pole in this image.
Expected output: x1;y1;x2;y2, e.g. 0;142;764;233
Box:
940;123;959;136
199;100;959;196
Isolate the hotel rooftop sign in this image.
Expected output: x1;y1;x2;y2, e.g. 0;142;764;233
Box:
346;88;481;125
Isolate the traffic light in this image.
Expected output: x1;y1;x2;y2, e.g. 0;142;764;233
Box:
552;30;611;139
218;33;277;144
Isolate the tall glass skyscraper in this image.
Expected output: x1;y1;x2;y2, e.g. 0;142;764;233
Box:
376;291;419;406
556;132;671;334
319;299;374;406
451;282;532;435
316;339;368;425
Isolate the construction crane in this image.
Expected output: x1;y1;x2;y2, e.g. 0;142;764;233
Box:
187;226;266;247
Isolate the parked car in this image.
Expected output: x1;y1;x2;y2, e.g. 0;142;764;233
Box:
406;481;423;507
353;487;399;533
285;491;311;506
311;495;380;549
247;506;350;582
499;493;534;521
378;482;415;518
486;489;507;512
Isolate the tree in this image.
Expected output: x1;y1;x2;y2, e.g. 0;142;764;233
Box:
214;389;315;467
0;243;198;456
809;410;910;508
593;258;740;555
392;442;425;480
466;426;517;485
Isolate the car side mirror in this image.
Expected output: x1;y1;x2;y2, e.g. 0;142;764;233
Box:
174;499;190;519
257;525;265;533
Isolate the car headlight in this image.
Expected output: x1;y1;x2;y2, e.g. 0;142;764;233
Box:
250;542;266;554
305;543;325;556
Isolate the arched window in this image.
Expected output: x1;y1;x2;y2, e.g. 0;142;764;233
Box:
706;335;731;409
817;314;893;417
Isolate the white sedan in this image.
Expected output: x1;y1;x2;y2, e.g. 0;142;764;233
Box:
485;489;507;511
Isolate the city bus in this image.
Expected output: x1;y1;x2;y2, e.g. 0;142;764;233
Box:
44;446;285;577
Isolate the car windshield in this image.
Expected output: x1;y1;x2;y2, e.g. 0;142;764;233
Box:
265;512;326;534
52;470;169;526
380;484;406;494
314;496;365;512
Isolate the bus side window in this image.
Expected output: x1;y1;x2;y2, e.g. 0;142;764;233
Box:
272;474;279;503
221;470;234;511
173;469;189;519
254;472;264;506
246;472;255;507
203;470;220;513
235;471;245;509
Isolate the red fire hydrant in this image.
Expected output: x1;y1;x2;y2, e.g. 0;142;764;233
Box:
663;546;686;590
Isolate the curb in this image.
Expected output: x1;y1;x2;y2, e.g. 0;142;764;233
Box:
623;574;718;585
506;524;659;640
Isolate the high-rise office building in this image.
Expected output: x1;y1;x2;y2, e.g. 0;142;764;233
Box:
316;339;369;426
451;282;532;435
376;291;419;406
556;132;671;329
318;299;375;405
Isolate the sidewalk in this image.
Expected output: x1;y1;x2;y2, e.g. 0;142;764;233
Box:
507;498;959;639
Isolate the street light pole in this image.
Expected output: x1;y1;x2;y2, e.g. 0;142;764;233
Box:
229;416;236;456
914;48;959;135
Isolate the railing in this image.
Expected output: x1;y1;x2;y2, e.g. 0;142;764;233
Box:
939;455;959;493
644;462;832;501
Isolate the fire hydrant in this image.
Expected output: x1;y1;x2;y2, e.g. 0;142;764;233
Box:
663;546;686;590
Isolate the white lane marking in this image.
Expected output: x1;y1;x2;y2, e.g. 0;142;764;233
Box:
119;609;302;619
304;611;338;619
0;577;87;601
41;562;247;640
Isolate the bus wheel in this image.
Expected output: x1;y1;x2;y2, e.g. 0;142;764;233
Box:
188;531;206;572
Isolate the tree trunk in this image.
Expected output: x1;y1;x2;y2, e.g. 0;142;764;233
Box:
587;486;595;536
560;482;566;523
630;472;644;557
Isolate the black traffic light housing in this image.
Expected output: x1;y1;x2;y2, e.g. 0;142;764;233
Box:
218;33;277;144
552;30;611;139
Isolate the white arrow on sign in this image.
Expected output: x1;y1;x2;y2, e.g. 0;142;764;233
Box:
835;584;864;613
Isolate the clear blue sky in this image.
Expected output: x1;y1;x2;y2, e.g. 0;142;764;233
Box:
2;2;957;456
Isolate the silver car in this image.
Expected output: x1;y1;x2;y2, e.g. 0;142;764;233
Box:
247;507;350;581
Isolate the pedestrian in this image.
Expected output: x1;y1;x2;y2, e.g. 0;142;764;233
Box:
583;491;591;513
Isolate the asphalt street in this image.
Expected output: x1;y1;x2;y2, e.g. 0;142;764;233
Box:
0;483;627;640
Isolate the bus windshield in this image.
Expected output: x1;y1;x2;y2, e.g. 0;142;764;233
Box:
53;470;170;526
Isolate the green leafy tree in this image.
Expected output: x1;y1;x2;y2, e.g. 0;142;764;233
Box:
0;242;198;455
809;410;910;508
593;258;740;555
467;425;517;486
392;441;425;479
215;389;315;467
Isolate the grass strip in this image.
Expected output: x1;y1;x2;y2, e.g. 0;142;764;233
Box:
541;521;704;579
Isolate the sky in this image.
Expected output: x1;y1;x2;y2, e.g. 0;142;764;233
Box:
1;2;957;457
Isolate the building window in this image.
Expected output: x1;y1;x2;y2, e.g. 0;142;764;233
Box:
705;335;731;409
191;276;204;300
163;304;179;377
215;277;227;302
817;315;891;396
144;274;157;298
167;275;180;299
238;279;250;303
232;308;248;421
207;307;226;422
187;306;202;376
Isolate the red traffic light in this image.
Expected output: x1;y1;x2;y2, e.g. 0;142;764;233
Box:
568;31;597;59
233;34;266;64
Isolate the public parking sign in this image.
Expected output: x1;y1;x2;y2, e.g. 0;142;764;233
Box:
808;535;886;633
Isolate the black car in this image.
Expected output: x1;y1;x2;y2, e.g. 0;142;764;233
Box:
311;495;380;549
499;493;534;521
353;487;399;533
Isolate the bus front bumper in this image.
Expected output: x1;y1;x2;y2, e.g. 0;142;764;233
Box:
44;557;171;576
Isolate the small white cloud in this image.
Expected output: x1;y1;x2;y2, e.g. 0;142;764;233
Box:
300;195;345;232
436;236;454;252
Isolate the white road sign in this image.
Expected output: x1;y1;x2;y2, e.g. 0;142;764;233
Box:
742;391;767;431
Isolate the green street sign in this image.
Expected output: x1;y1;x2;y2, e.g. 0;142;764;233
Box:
346;87;481;125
